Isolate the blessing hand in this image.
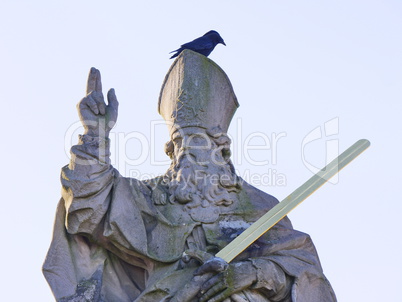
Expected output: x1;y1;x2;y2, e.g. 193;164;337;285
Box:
77;67;119;137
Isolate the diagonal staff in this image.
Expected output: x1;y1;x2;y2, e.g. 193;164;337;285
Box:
216;139;371;263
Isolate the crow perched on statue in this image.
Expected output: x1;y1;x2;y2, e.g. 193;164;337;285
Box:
169;30;226;59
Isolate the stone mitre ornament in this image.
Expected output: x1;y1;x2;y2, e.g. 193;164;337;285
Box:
158;49;239;135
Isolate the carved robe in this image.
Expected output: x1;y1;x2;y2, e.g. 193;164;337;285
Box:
43;138;337;301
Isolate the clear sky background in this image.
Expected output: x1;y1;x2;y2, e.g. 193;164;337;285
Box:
1;1;401;301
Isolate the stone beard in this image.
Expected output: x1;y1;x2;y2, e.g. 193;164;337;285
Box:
167;129;239;203
145;127;242;224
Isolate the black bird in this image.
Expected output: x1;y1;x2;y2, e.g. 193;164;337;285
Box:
169;30;226;59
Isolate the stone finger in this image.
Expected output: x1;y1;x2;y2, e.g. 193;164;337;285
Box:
200;280;226;302
195;257;227;276
98;101;106;115
86;67;101;94
208;288;232;302
107;88;119;110
200;273;222;293
80;95;99;114
89;91;106;115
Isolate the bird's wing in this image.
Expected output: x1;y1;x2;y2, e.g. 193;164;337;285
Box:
181;37;214;51
169;36;214;59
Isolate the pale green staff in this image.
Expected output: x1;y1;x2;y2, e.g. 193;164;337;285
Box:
216;139;371;263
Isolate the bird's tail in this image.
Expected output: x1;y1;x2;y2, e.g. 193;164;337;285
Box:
169;48;182;59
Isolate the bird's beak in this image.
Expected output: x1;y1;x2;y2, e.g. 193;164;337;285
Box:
222;41;226;46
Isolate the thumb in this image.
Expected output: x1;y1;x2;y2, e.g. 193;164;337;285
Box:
107;88;119;110
194;257;228;276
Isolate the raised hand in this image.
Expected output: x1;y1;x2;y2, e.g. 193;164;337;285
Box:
77;67;119;137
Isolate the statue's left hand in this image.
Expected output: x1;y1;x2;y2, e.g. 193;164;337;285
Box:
195;259;257;302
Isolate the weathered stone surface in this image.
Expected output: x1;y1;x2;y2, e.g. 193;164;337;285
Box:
159;50;239;135
43;50;337;301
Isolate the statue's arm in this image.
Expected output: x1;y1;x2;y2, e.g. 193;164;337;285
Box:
196;224;334;302
175;216;332;302
61;68;119;235
189;238;292;302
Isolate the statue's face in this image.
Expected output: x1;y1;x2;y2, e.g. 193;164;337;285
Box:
171;127;218;166
167;127;240;210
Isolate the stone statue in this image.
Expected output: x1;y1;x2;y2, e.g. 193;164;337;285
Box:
43;50;337;301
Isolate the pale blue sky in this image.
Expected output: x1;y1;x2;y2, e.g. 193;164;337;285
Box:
1;1;401;301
